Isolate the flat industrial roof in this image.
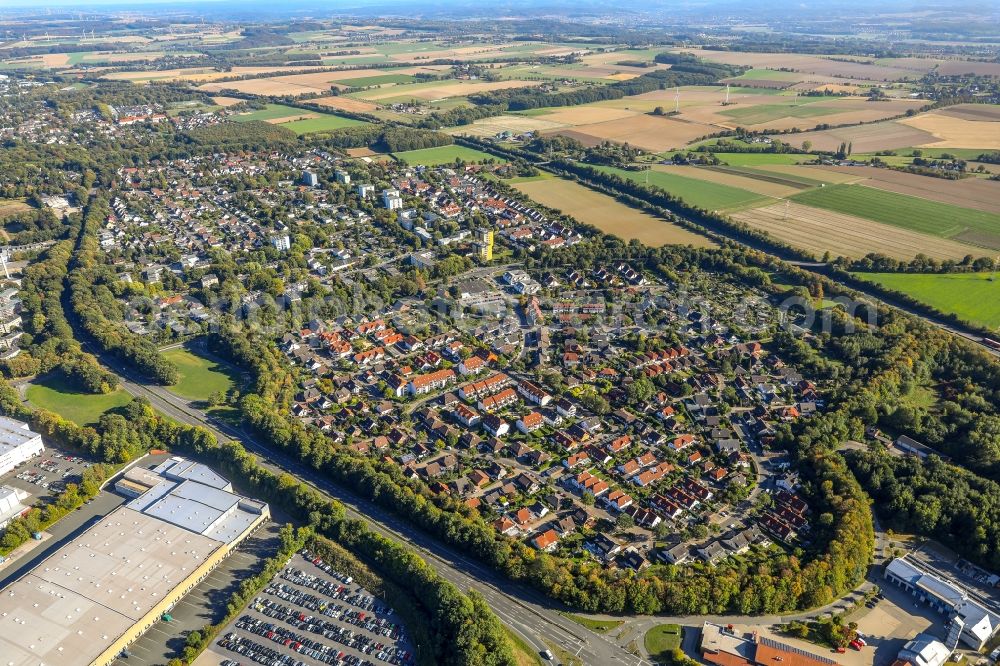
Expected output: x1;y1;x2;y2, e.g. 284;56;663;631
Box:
0;506;222;666
0;416;40;455
153;457;231;490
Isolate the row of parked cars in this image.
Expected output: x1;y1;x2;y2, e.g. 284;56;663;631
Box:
263;583;403;642
218;633;355;666
250;597;408;665
232;615;381;666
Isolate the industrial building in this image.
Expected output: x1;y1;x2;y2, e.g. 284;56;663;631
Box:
0;416;44;477
884;556;1000;650
0;457;269;666
700;622;840;666
0;485;28;529
893;633;952;666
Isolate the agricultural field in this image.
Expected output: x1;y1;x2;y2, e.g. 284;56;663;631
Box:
808;166;1000;214
705;152;812;166
652;165;805;198
767;120;938;153
729;201;984;260
446;114;566;137
899;106;1000;149
672;48;933;81
513;176;716;248
790;184;1000;250
232;104;365;134
852;272;1000;330
349;78;543;103
311;96;380;113
25;375;132;426
591;165;775;211
103;64;328;83
196;66;445;96
162;346;239;402
544;114;714;152
392;145;501;166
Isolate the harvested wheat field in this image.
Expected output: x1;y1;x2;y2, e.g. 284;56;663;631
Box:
38;53;71;67
547;114;715;151
211;96;243;107
936;104;1000;122
901;110;1000;149
514;177;716;248
106;65;327;83
448;114;566;137
198;68;423;96
265;113;320;124
934;61;1000;77
811;166;1000;214
730;201;982;260
311;96;380;113
356;79;542;102
535;106;639;125
809;83;862;94
767;121;936;153
652;165;804;198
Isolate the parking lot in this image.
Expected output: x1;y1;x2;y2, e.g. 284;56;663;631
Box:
201;550;413;666
2;445;95;504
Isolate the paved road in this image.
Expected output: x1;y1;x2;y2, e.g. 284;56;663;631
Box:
84;343;649;666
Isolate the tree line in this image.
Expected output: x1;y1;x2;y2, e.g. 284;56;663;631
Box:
68;197;179;385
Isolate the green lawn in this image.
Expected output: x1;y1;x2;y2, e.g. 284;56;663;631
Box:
338;73;416;87
853;272;1000;331
26;375;132;426
560;613;624;633
232;104;311;122
644;624;683;663
393;145;503;165
710;152;811;166
232;103;366;135
281;114;367;135
791;184;1000;249
162;347;239;401
592;164;774;211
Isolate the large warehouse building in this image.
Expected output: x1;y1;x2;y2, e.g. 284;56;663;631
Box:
0;416;44;477
0;456;269;666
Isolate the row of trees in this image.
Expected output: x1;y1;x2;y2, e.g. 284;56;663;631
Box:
68;198;179;385
3;238;120;392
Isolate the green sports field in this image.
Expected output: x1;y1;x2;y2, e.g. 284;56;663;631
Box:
162;347;239;401
26;375;132;426
393;145;502;165
791;184;1000;249
853;272;1000;330
592;164;774;211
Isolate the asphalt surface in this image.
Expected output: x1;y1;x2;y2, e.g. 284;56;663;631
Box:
85;343;649;666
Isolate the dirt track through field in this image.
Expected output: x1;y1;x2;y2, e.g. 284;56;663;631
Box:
730;201;984;260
